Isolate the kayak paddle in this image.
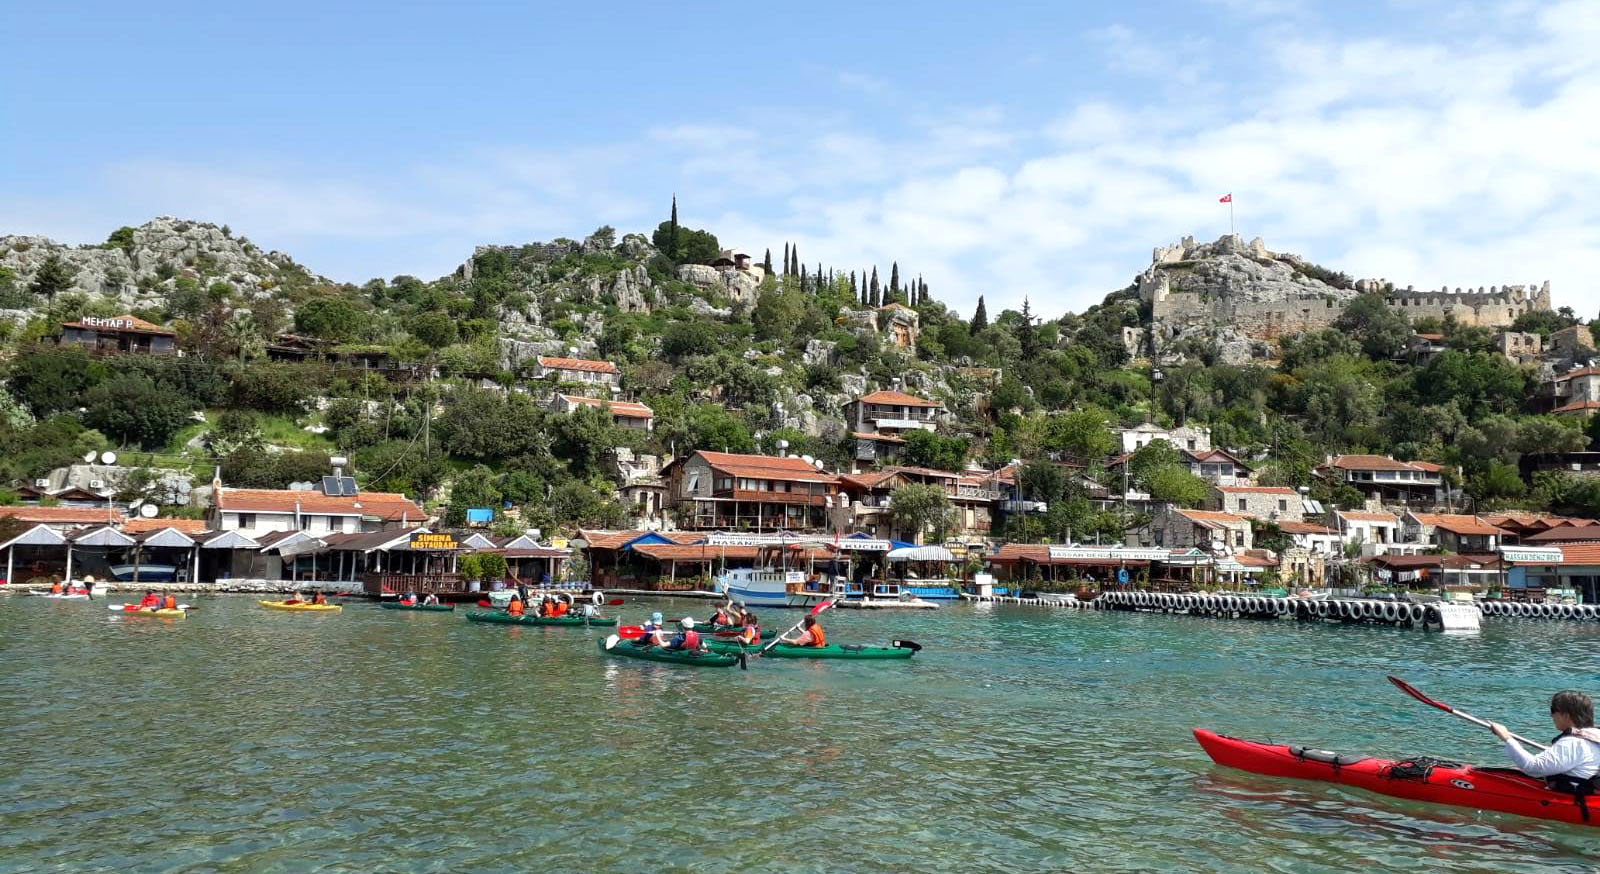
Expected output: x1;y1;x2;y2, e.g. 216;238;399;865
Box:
603;633;621;650
892;639;922;652
760;600;837;655
1387;675;1549;751
607;598;624;606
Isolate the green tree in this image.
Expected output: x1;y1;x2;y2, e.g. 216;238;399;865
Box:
1334;293;1411;359
1413;351;1528;420
293;296;366;343
887;483;955;543
970;296;989;335
1468;460;1527;504
900;429;969;471
1039;408;1116;461
1142;464;1211;507
408;311;458;349
203;408;264;456
7;346;104;416
1509;308;1578;337
550;404;624;480
83;374;192;448
684;403;754;453
650;221;719;264
445;465;502;527
28;253;77;307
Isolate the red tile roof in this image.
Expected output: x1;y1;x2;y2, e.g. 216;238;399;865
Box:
0;506;126;525
61;314;175;336
1337;510;1400;524
557;394;653;418
1277;521;1337;535
123;517;209;535
536;356;618;374
1325;454;1434;472
1215;486;1298;495
696;451;839;485
1550;544;1600;565
1176;509;1250;528
1523;525;1600;544
1554;367;1600;382
215;488;425;521
1553;401;1600;414
1411;513;1508;536
858;390;939;407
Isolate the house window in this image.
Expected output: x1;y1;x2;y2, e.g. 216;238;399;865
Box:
1187;440;1196;450
300;514;317;531
238;513;256;528
1237;498;1247;511
1234;531;1245;547
1278;499;1288;512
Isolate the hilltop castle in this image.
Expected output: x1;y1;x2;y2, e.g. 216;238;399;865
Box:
1138;235;1551;357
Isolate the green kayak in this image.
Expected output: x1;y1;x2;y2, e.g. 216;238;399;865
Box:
380;602;455;612
597;639;741;667
705;640;915;660
466;611;618;627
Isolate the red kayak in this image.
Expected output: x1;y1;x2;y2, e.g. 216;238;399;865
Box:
1194;728;1598;828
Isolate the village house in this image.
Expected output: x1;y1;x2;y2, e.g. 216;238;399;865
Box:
1479;513;1600;545
1137;506;1252;553
1401;512;1508;553
1317;455;1446;509
660;450;843;533
1116;423;1211;454
1551;325;1595;358
1494;330;1544;364
847;389;943;466
532;355;620;388
1521;451;1600;479
1333;509;1412;556
838;466;999;541
1402;332;1447;364
549;393;654;432
1207;485;1303;522
59;314;176;355
1544;366;1600;417
211;481;427;538
1276;520;1341;556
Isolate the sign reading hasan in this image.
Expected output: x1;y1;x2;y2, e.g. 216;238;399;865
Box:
409;532;460;551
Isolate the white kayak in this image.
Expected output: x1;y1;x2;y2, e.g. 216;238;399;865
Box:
28;590;92;599
108;603;190;612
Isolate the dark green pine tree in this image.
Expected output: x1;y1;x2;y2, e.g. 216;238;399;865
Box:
817;264;824;294
869;267;881;306
971;295;988;334
763;248;773;275
800;263;808;289
889;261;900;299
790;245;800;278
1019;296;1038;358
29;253;77;307
782;243;790;277
668;195;679;260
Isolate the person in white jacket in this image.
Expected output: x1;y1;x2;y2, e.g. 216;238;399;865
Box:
1490;690;1600;782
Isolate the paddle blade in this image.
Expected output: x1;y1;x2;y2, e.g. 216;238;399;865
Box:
811;599;838;616
1387;676;1451;712
477;600;492;608
892;639;923;652
738;650;748;671
603;634;620;650
606;598;624;606
617;626;645;640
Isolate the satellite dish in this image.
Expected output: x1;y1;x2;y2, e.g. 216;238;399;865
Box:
801;454;813;464
83;451;97;463
100;451;117;465
140;504;159;518
814;459;826;470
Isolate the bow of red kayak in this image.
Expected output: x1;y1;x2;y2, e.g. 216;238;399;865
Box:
1193;729;1596;827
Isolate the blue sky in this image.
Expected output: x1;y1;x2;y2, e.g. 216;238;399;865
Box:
4;0;1597;317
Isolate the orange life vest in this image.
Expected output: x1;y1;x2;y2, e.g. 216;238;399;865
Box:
163;595;178;610
50;582;63;594
807;625;826;647
739;626;758;645
507;600;525;616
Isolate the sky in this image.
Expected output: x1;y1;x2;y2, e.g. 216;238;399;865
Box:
3;0;1598;319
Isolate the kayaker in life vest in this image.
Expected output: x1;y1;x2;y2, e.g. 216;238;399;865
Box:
139;590;161;610
399;592;417;607
736;614;760;646
665;618;704;652
422;593;440;606
507;597;526;617
1492;691;1600;785
312;590;328;605
782;615;826;647
636;613;669;647
162;594;178;611
49;580;63;595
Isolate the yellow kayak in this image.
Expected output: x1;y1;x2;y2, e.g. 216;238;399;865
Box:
259;600;342;613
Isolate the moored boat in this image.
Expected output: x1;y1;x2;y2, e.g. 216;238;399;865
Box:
379;602;455;612
715;567;805;607
1193;728;1600;827
109;564;179;582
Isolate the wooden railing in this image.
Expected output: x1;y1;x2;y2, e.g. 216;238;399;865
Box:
362;572;466;595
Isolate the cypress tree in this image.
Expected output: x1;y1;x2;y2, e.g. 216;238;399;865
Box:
817;264;824;294
869;267;880;305
889;261;900;298
1019;296;1038;358
782;243;790;277
850;271;857;297
763;248;773;275
669;195;679;260
800;263;808;288
792;246;801;277
971;295;988;334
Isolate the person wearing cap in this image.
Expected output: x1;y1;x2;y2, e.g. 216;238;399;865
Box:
634;612;669;647
665;617;705;652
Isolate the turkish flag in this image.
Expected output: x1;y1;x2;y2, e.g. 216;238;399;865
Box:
1219;193;1233;203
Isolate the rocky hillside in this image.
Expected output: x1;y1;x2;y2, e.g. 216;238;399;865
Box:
0;217;325;311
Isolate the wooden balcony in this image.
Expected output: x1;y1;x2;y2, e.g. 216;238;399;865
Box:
362;572;467;596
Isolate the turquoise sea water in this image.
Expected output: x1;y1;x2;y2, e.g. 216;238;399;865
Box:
3;595;1599;872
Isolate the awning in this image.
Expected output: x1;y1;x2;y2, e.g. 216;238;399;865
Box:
887;545;956;562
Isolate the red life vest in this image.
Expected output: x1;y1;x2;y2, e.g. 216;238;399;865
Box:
682;630;701;649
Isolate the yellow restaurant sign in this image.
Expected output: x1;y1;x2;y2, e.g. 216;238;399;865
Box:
410;532;460;551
